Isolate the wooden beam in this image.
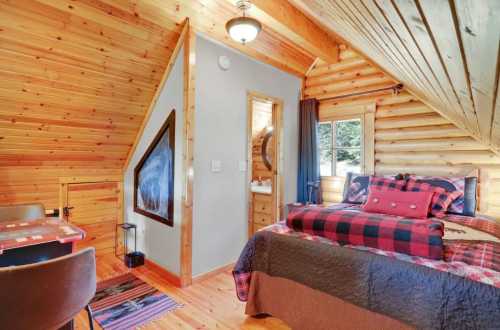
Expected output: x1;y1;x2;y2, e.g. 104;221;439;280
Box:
246;0;338;63
122;19;190;171
180;22;196;287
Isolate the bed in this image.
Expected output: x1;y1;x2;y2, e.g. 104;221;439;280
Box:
233;176;500;330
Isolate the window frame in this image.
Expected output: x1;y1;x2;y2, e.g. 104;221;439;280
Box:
319;116;365;178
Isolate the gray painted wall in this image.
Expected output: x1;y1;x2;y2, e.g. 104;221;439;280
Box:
192;35;302;276
124;47;184;275
123;35;301;278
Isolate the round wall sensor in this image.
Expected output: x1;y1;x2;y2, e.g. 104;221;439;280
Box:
218;55;231;71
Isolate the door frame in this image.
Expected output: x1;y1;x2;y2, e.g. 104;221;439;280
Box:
246;91;284;237
58;176;124;256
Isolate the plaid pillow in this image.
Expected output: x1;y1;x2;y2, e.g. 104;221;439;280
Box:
406;179;463;218
369;176;406;192
409;175;476;215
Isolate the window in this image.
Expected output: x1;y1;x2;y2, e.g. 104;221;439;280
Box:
319;118;362;177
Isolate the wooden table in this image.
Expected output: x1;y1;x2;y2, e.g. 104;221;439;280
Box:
0;218;85;267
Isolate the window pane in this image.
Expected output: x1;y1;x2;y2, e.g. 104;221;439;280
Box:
336;148;361;177
318;122;333;176
335;119;361;148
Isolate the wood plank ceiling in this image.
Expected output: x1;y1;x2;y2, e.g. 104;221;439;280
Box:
291;0;500;151
0;0;337;174
0;0;183;169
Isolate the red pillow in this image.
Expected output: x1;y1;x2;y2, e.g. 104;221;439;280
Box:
406;179;463;218
362;190;434;219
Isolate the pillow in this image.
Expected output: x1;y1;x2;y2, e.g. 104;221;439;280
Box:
342;173;404;204
369;176;406;192
406;179;463;218
408;175;477;216
342;173;370;204
362;190;434;219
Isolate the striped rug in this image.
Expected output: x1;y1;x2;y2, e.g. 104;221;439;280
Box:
89;273;182;330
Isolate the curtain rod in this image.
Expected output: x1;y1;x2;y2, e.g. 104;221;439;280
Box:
319;83;404;102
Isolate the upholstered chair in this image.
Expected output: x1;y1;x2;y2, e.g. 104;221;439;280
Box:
0;247;96;330
0;203;45;222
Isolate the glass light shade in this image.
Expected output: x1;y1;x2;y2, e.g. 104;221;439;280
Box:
226;16;262;44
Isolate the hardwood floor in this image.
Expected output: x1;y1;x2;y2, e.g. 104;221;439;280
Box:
75;255;290;329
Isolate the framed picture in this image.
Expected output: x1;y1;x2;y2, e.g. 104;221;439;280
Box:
134;111;175;226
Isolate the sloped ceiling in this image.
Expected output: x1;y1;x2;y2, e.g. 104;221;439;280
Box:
0;0;184;169
291;0;500;151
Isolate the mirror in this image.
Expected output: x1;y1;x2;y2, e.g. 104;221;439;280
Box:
261;130;273;170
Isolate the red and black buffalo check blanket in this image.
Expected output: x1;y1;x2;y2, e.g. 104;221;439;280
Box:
286;206;444;259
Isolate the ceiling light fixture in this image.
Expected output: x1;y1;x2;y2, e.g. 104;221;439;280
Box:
226;0;262;44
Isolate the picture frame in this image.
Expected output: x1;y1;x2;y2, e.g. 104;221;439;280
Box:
134;110;176;226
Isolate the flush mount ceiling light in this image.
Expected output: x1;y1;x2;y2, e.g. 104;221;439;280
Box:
226;0;262;44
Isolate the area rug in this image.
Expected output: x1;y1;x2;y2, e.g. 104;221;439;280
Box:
89;273;182;330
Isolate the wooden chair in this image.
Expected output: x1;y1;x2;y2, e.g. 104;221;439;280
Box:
0;203;45;222
0;247;96;330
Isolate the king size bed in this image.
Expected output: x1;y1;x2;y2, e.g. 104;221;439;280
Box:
233;174;500;330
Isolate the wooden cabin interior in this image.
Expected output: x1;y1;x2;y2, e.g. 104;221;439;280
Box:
0;1;498;329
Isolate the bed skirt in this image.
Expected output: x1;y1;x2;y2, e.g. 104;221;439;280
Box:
246;271;412;330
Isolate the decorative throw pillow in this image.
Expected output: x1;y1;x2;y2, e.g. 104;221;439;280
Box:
342;173;370;204
342;173;403;204
362;190;434;219
409;176;477;216
406;179;463;218
369;176;406;192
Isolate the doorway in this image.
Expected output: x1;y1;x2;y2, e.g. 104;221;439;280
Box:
247;92;283;237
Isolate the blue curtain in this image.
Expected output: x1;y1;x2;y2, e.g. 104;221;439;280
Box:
297;98;322;204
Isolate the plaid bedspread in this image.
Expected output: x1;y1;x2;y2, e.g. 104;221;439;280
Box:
287;206;444;259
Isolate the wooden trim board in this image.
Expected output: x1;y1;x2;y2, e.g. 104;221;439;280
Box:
180;23;196;288
144;258;182;287
192;262;235;284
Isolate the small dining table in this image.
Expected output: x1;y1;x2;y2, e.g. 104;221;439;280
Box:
0;218;85;267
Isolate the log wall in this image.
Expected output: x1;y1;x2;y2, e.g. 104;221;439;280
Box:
307;47;500;219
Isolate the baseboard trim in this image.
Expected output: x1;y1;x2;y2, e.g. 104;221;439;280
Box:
192;262;235;284
144;258;182;287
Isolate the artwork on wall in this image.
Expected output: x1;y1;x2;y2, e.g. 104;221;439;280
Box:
134;111;175;226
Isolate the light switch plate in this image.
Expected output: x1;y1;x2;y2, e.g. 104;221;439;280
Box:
211;160;222;173
239;160;247;172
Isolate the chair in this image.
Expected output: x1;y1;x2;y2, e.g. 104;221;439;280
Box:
0;247;96;330
0;203;45;222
